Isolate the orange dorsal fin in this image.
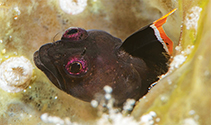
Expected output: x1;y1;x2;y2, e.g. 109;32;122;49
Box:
151;8;177;55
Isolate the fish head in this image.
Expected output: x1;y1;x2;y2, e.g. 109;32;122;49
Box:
34;27;145;105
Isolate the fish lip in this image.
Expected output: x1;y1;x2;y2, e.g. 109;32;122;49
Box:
33;45;67;92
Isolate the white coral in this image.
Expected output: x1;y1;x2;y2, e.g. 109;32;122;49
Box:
59;0;87;15
0;56;33;93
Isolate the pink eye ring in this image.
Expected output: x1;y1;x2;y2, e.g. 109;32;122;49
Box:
65;57;88;75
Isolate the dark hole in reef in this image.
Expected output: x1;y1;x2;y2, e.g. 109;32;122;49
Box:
29;96;32;100
37;104;41;107
67;29;78;35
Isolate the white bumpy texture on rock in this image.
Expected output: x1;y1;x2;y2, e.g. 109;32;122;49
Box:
0;56;33;93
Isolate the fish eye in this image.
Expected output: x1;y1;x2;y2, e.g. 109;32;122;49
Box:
61;27;88;40
65;58;88;75
69;62;82;73
66;29;78;35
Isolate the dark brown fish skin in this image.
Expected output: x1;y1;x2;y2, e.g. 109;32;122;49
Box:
34;28;169;106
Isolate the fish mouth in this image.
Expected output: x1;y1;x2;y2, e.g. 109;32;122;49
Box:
33;44;67;92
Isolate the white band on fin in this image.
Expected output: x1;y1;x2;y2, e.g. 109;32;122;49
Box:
150;24;170;54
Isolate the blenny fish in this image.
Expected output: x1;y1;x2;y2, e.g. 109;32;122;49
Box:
34;9;176;106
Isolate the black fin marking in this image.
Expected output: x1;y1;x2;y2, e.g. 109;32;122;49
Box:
120;25;170;74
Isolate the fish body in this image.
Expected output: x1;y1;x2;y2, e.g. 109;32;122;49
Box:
34;9;176;106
